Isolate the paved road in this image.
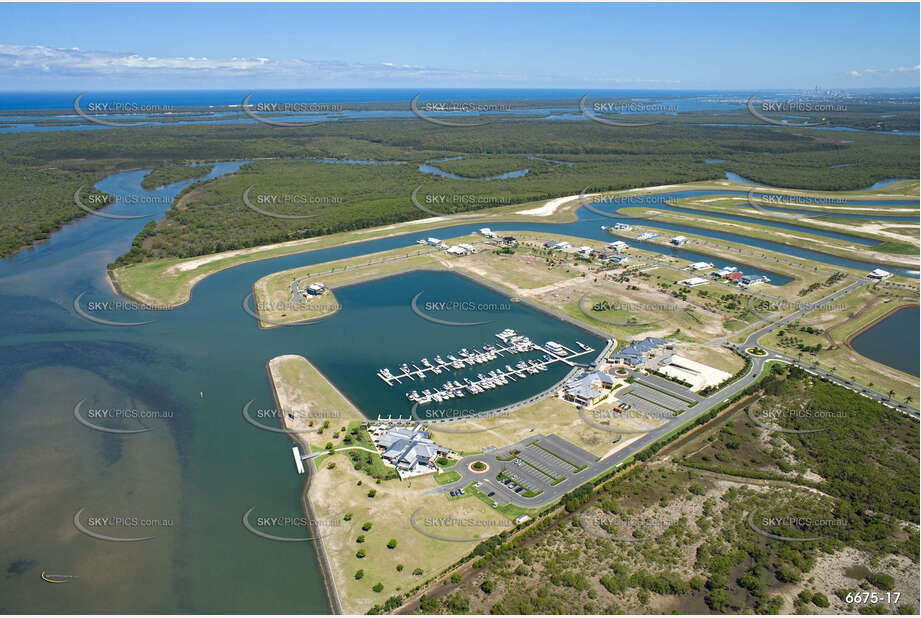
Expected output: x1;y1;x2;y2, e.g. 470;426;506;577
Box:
436;279;918;508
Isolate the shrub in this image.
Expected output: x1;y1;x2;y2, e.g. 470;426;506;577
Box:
372;582;384;593
480;580;494;594
387;538;397;549
343;512;352;521
354;569;364;580
867;573;895;591
356;549;366;559
362;522;373;531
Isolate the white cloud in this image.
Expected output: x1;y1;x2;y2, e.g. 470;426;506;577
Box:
0;44;526;84
848;65;920;78
0;43;676;88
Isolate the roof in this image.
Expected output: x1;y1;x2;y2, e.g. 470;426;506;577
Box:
726;272;744;280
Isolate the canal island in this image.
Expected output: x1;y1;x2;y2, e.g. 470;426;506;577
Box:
168;176;919;614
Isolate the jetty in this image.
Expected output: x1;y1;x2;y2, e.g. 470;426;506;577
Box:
374;329;596;404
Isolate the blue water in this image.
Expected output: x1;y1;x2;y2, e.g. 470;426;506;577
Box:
0;89;743;111
850;307;920;377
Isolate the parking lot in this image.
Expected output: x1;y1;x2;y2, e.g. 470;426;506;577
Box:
617;382;697;420
495;434;600;495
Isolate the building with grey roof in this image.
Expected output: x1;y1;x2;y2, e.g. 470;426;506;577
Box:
371;424;449;479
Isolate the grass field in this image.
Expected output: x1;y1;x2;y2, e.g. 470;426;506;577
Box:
756;283;919;403
308;457;514;614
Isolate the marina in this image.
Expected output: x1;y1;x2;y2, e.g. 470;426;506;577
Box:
375;329;597;404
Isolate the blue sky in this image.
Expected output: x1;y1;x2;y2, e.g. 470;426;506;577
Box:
1;2;918;90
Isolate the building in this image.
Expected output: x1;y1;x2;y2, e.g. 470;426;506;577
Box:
678;276;709;287
637;232;658;240
458;243;477;253
868;268;892;281
544;240;572;251
577;246;594;258
657;355;732;392
562;370;618;407
612;222;632;231
478;227;498;239
372;424;449;479
713;266;738;279
609;337;668;367
422;237;446;247
306;282;326;295
501;236;518;246
609;255;631;265
739;275;770;287
670;236;688;246
688;261;713;271
608;240;630;253
725;272;744;282
445;246;468;256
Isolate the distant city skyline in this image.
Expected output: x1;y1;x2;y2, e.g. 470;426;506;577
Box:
0;2;918;90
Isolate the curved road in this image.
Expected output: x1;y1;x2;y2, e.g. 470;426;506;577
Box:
436;278;918;508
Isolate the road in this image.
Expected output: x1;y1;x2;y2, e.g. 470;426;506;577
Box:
437;278;918;508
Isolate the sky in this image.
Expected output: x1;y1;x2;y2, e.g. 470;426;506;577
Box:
0;2;918;90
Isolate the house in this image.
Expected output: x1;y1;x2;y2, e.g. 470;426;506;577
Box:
608;255;631;265
725;272;744;282
609;337;668;367
678;276;709;287
562;370;618;407
373;424;449;479
670;236;688;246
458;243;477;254
544;240;571;251
688;261;713;271
713;266;738;279
608;240;630;253
424;237;446;247
577;246;594;258
613;222;632;231
445;246;468;256
739;275;770;287
306;282;326;295
502;236;518;246
637;232;658;240
478;227;498;239
868;268;892;281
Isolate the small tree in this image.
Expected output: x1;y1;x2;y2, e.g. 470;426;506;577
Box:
396;564;404;572
367;489;377;498
356;535;365;543
343;512;353;521
387;538;397;549
362;522;373;531
372;582;384;593
356;549;366;559
354;569;364;580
